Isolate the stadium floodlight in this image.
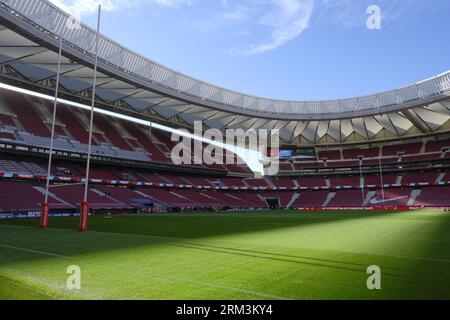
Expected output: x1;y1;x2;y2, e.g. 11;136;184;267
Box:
40;35;63;230
80;5;101;233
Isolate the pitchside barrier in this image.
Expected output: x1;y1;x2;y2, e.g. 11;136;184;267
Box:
1;207;449;219
297;207;450;211
0;212;81;219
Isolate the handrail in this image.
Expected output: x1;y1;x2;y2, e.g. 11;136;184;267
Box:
1;0;449;117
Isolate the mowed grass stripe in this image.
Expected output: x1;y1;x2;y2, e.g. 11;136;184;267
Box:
0;210;449;299
0;274;56;300
0;236;290;300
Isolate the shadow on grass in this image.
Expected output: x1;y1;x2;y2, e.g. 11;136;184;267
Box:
0;210;449;299
0;211;418;271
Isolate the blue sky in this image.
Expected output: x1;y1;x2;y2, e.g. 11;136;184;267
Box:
49;0;450;101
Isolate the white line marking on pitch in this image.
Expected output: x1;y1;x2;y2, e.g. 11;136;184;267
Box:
0;242;290;300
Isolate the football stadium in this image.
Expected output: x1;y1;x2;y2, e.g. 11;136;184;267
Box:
0;0;449;303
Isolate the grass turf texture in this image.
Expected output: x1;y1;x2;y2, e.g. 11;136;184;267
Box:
0;210;449;300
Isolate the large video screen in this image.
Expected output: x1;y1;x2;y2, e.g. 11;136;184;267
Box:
268;147;315;158
279;149;293;158
295;148;315;157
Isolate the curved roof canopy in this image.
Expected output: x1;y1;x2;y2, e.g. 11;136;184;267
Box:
0;0;449;144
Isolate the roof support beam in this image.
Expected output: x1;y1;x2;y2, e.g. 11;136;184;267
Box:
35;65;85;82
109;89;145;103
0;49;48;66
402;109;429;133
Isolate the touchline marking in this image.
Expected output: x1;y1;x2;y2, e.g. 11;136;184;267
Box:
0;242;290;300
0;273;60;300
0;267;105;300
0;243;71;259
2;225;450;296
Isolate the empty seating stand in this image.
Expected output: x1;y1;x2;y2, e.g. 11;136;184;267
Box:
0;114;17;127
176;190;223;207
0;90;254;174
425;139;450;152
94;114;132;150
50;185;127;209
1;89;450;212
205;192;248;208
364;174;398;186
278;192;294;208
414;187;450;206
298;178;326;188
220;178;247;187
95;186;148;207
402;172;439;185
0;159;46;175
272;178;296;188
329;176;360;187
279;161;294;171
292;191;330;207
0;131;16;140
3;93;50;137
57;105;90;144
318;150;341;160
138;188;194;207
0;181;66;211
382;143;422;156
244;179;269;187
343;147;380;159
401;153;442;163
328;190;365;207
124;123;169;162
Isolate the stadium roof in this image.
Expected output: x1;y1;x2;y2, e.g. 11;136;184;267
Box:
0;0;449;144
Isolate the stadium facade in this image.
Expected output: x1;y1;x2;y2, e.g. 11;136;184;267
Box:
0;0;449;215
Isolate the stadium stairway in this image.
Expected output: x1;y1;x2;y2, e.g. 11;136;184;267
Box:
91;188;130;208
437;173;446;183
322;192;337;206
408;190;422;206
33;186;75;209
286;193;300;208
364;191;377;206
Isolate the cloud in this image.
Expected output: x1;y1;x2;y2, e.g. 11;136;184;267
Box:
151;0;192;7
228;0;314;56
48;0;192;18
50;0;445;57
49;0;122;16
219;6;248;23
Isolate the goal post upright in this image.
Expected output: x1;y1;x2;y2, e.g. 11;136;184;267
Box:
40;36;63;230
80;4;101;232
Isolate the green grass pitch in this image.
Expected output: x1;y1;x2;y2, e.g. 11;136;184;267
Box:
0;210;449;300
